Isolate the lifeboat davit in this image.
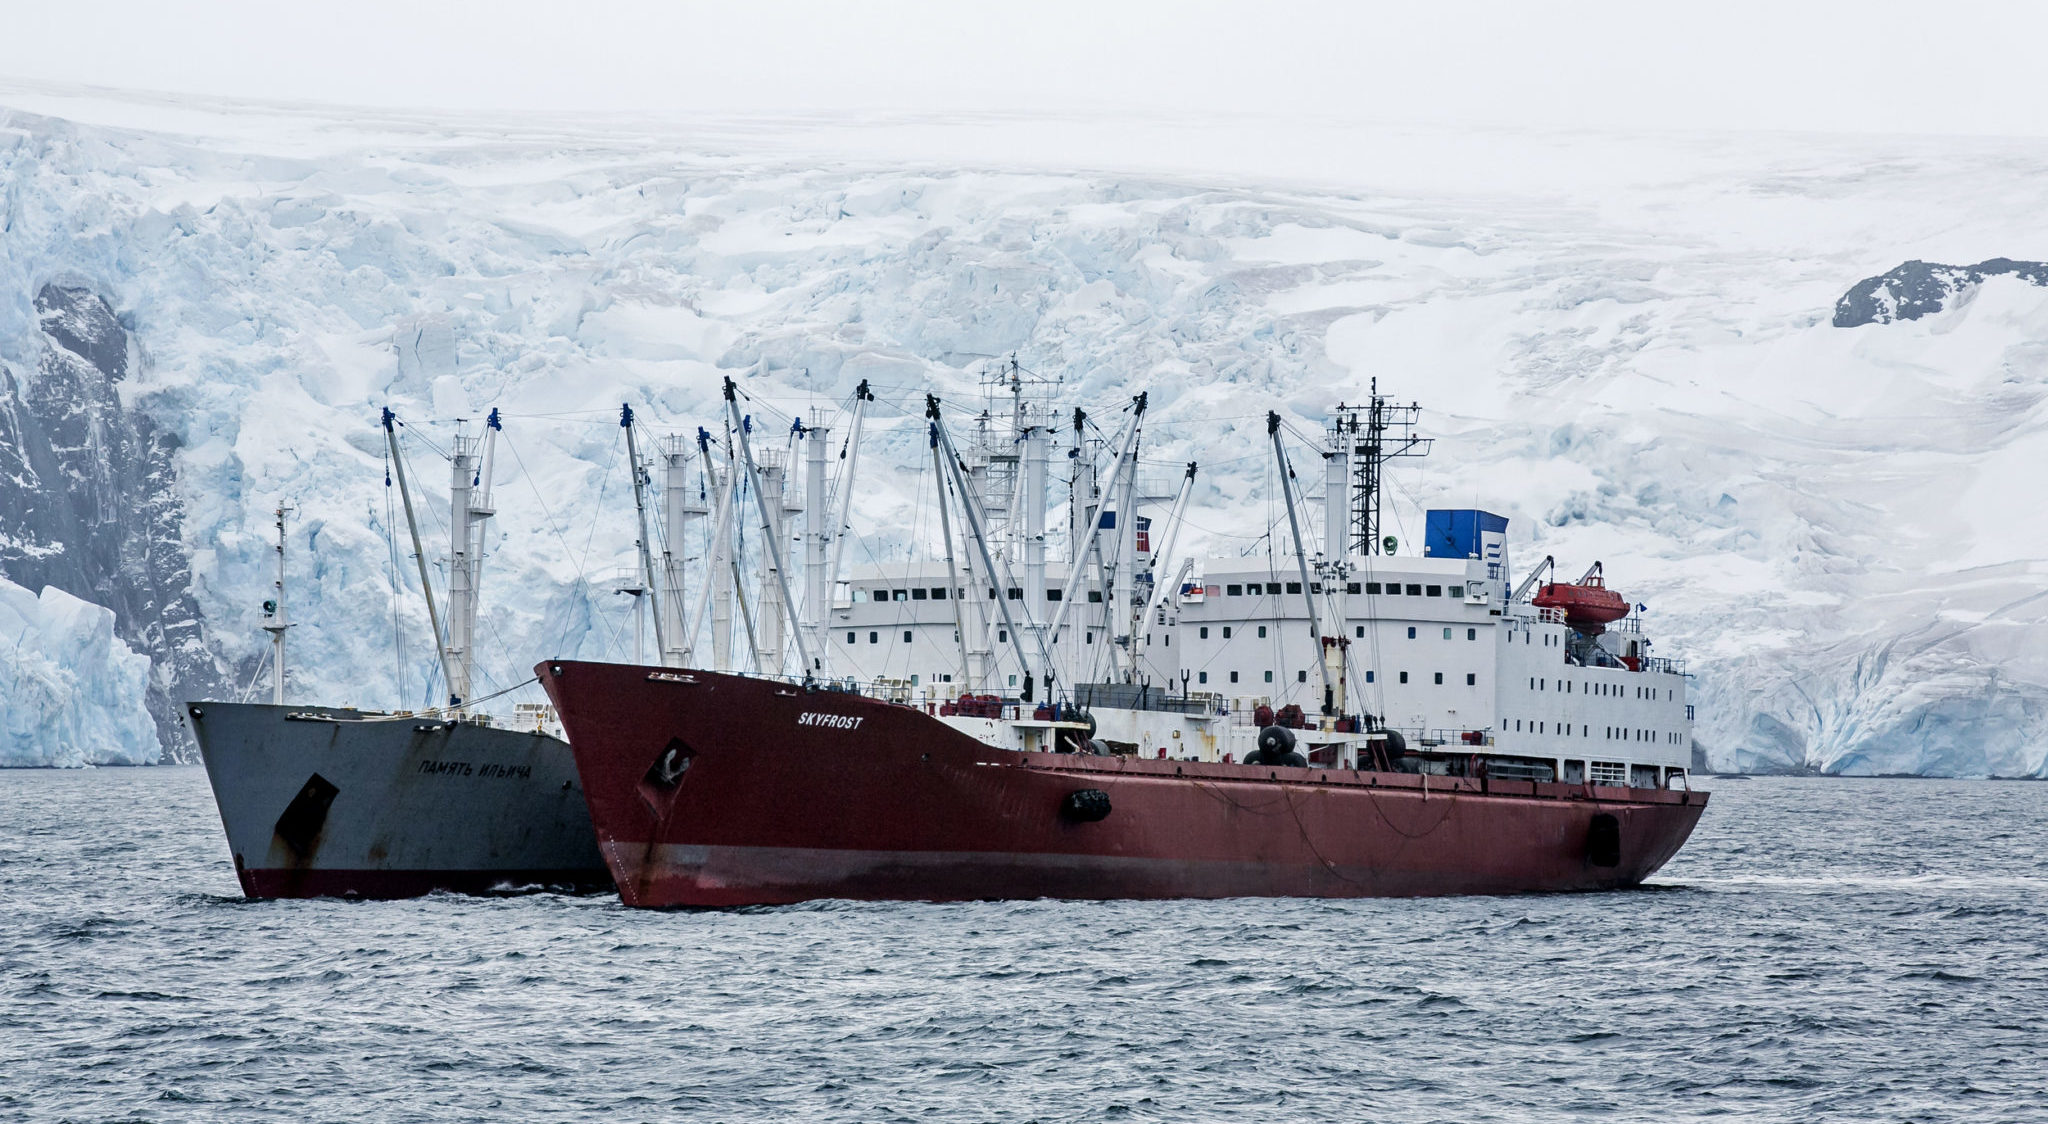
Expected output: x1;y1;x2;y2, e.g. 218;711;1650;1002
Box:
1533;577;1631;630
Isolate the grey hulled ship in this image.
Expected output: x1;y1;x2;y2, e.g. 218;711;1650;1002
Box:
188;410;608;898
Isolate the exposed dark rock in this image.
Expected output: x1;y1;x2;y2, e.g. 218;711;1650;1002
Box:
0;284;225;760
1834;258;2048;326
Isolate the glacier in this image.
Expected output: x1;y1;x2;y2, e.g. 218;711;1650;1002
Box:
0;83;2044;775
0;575;160;766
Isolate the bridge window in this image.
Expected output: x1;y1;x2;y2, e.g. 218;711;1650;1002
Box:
999;629;1007;642
1223;626;1233;639
1407;626;1417;639
1365;671;1375;683
893;589;908;602
1227;584;1243;596
1442;627;1452;639
1467;673;1476;685
903;630;913;643
1297;670;1307;683
1247;583;1263;596
931;587;948;600
1448;584;1464;597
1258;625;1267;638
1286;582;1302;595
1347;582;1361;594
871;588;889;601
1467;628;1477;640
1230;671;1240;683
1264;670;1274;683
911;588;928;600
1200;626;1209;639
1367;582;1383;594
868;632;879;644
1399;671;1410;684
1088;591;1102;603
1199;671;1208;684
1356;625;1365;638
1044;588;1060;601
1406;584;1422;595
1434;672;1444;685
847;631;856;644
1426;585;1442;597
1007;588;1023;600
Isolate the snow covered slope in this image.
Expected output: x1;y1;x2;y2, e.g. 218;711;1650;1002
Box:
1;84;2044;774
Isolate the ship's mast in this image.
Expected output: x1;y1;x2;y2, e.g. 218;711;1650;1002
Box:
444;410;498;708
825;380;873;609
1270;411;1343;725
621;405;668;662
801;410;833;676
383;408;457;708
930;393;1056;702
261;505;294;706
1042;398;1147;661
659;433;697;667
930;419;977;692
726;376;817;679
1341;381;1430;557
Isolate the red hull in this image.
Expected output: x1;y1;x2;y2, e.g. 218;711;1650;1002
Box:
539;662;1708;908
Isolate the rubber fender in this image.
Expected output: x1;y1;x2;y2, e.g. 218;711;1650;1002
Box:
1076;710;1098;737
1257;725;1297;756
1382;728;1408;757
1587;813;1622;868
1061;788;1112;823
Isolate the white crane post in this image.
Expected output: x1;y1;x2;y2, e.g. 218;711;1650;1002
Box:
710;440;737;674
660;433;692;666
802;410;832;675
1022;421;1049;656
1068;407;1095;565
446;424;477;707
1325;423;1350;564
1110;399;1145;676
754;449;789;675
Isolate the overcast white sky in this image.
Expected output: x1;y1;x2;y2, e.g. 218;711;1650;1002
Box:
2;0;2045;137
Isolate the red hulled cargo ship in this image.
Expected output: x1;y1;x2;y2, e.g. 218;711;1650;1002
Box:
539;661;1707;907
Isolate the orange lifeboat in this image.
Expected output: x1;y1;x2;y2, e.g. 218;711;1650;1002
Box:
1533;576;1630;631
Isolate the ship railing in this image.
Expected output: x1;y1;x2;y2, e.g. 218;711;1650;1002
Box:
1535;605;1567;625
1641;656;1685;675
1611;615;1643;634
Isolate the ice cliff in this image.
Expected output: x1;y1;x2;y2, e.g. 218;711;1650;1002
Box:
0;86;2044;775
0;576;160;766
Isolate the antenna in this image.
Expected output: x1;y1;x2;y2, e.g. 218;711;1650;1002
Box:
1336;379;1431;556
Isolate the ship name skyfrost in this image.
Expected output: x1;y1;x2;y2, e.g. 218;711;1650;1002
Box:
797;712;864;730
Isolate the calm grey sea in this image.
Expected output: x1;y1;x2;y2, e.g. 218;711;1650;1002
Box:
2;768;2044;1123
